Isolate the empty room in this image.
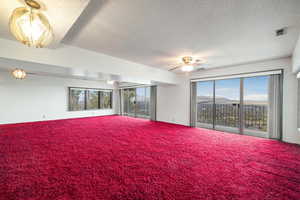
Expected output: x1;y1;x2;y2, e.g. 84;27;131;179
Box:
1;0;300;199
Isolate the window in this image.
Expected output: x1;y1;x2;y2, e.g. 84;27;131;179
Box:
100;91;112;109
69;87;113;111
87;90;99;110
69;88;85;111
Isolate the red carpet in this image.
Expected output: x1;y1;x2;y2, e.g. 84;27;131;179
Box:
0;116;300;200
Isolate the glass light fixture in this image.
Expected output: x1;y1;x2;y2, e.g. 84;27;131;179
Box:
12;69;27;79
9;0;53;48
181;65;194;72
107;80;115;85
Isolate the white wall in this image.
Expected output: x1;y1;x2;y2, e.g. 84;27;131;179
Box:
157;78;190;126
293;36;300;73
0;71;116;124
157;57;300;144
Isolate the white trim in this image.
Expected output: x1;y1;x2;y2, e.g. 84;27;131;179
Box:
69;87;112;92
119;84;154;89
191;70;282;82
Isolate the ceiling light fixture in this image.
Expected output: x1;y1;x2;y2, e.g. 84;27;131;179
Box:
9;0;53;48
181;65;194;72
169;56;201;72
12;69;27;79
107;80;115;85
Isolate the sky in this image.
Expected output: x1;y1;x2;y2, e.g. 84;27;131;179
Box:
197;76;269;101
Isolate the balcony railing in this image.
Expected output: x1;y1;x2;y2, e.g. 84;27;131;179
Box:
197;103;268;132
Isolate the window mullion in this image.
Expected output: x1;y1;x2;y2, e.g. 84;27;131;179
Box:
84;90;88;110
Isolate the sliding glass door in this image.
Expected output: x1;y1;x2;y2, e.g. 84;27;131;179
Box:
243;76;269;137
122;87;151;119
136;87;150;118
194;74;280;139
215;78;240;133
123;88;136;117
196;81;214;129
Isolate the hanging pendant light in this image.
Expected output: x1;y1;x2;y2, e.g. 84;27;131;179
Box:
9;0;53;48
12;69;27;79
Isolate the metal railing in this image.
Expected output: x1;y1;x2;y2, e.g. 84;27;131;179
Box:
197;103;268;132
244;104;268;132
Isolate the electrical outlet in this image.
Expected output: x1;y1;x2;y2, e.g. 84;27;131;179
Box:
42;115;46;119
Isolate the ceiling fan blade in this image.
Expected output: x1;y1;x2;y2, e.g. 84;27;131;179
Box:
168;64;182;71
194;59;205;64
194;67;206;72
193;63;209;68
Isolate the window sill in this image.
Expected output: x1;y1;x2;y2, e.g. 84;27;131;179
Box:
86;108;113;111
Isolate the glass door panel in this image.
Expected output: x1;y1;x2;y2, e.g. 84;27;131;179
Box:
135;87;144;118
215;78;240;133
123;89;129;115
243;76;269;137
136;87;150;119
127;88;136;117
196;81;214;129
145;87;150;117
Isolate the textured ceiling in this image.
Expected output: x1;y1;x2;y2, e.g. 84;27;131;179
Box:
63;0;300;71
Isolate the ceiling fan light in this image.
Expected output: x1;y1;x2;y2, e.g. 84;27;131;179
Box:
12;69;27;79
107;80;115;85
181;65;194;72
9;0;53;48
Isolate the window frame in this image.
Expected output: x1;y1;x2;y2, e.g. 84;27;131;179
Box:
68;87;113;111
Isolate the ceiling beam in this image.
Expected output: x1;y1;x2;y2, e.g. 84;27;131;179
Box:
0;38;180;84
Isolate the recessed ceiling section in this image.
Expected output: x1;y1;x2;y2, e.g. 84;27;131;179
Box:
0;0;90;47
0;57;152;85
63;0;300;71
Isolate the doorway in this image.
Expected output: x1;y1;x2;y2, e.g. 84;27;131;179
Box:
121;87;151;119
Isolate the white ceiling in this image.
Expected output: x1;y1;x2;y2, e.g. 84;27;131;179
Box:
63;0;300;71
0;0;90;47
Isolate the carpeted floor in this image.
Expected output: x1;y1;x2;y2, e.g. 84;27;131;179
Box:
0;115;300;200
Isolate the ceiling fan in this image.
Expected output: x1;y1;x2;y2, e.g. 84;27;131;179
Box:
168;56;207;72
